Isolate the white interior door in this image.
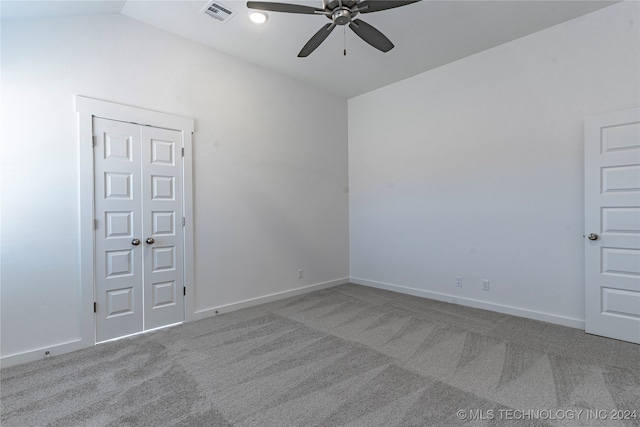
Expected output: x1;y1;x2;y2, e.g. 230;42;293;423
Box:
585;107;640;344
141;126;185;330
94;118;184;342
94;119;144;342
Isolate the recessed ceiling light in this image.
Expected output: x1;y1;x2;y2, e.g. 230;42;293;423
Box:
249;11;268;24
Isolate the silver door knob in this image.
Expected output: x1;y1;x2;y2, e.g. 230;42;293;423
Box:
587;233;599;241
146;237;155;244
131;238;141;246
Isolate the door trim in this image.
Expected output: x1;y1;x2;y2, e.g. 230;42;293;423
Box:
76;96;195;345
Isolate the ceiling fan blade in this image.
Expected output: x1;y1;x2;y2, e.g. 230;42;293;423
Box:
356;0;421;14
298;23;336;57
246;1;324;14
348;19;394;52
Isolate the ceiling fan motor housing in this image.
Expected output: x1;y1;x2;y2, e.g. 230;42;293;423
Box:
331;8;354;25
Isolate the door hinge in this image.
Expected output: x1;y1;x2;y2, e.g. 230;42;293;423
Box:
182;217;186;227
183;287;186;296
181;147;185;157
94;219;98;230
93;302;97;313
92;136;97;147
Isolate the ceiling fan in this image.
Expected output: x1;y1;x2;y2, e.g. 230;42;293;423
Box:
246;0;421;57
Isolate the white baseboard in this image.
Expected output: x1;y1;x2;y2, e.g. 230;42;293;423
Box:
1;338;90;369
7;276;581;368
350;277;585;330
191;277;349;321
3;278;349;368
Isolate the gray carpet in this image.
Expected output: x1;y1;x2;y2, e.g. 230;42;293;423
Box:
2;284;639;426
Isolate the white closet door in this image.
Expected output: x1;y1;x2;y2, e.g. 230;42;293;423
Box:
94;118;185;342
94;118;144;342
141;125;185;330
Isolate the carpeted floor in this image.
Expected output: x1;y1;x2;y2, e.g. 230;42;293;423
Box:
1;284;639;426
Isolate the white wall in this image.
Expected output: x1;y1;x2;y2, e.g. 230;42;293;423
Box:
349;1;640;327
1;14;349;364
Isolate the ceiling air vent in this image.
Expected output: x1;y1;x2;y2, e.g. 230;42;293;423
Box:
200;0;237;23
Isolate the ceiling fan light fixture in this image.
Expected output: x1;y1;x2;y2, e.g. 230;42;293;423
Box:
248;11;268;24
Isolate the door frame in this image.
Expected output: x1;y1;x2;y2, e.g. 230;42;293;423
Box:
76;96;195;345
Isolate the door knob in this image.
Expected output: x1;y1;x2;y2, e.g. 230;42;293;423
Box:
131;238;141;246
146;237;155;244
587;233;599;241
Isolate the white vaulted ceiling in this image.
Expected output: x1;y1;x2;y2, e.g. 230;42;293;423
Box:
1;0;619;97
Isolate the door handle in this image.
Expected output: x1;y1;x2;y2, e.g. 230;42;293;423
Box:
132;238;141;246
146;237;155;244
587;233;599;241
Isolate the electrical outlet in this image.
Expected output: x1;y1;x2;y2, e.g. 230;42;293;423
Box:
482;280;490;291
298;269;303;279
456;276;462;287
